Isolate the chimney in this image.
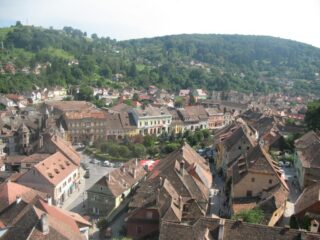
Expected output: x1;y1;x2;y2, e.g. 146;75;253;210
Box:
180;160;185;176
39;134;43;149
159;177;163;187
133;168;136;179
310;220;319;233
16;195;22;204
41;213;49;235
135;158;138;166
179;195;183;210
106;173;110;182
157;188;160;205
218;218;225;240
46;194;52;206
54;135;57;141
121;166;126;173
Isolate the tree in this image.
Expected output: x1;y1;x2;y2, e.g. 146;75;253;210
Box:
119;145;131;158
77;86;93;101
132;93;140;101
100;65;112;78
15;21;22;27
232;208;264;224
128;63;137;78
132;144;146;158
143;135;156;147
305;100;320;130
162;143;180;154
189;94;196;105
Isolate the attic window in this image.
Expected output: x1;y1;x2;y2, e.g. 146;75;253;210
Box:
48;173;54;178
238;146;241;150
54;169;59;174
60;164;65;170
65;161;70;166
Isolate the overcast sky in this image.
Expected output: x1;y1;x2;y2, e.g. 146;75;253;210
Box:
1;0;320;47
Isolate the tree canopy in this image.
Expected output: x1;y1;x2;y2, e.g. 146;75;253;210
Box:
1;25;320;95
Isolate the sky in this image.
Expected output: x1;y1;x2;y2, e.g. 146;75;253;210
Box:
1;0;320;48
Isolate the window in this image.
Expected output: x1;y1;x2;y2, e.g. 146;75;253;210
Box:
269;179;273;184
146;211;153;219
136;226;142;235
251;178;255;182
92;207;100;214
238;146;242;150
246;190;252;197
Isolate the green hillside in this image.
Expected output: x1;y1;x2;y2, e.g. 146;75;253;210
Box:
0;24;320;94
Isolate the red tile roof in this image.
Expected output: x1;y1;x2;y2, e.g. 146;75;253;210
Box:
50;135;80;166
0;182;46;212
34;151;78;186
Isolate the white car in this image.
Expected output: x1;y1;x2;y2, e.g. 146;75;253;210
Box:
284;161;291;167
102;161;110;167
278;161;284;167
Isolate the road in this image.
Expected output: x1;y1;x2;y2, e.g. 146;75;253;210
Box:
65;151;114;214
279;165;301;226
209;164;229;218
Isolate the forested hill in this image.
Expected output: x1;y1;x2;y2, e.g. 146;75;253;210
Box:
1;24;320;95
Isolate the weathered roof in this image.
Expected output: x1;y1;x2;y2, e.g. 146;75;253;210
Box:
132;105;171;118
64;109;107;120
129;143;212;222
295;131;320;169
45;100;92;112
0;181;46;212
50;135;80;166
93;159;147;197
159;217;320;240
178;105;208;122
5;153;50;165
295;182;320;215
0;198;87;240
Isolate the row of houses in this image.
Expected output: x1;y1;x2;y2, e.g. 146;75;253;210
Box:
43;101;234;144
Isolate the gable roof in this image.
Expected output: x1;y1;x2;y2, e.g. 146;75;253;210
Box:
129;143;212;222
160;217;320;240
0;182;46;212
232;144;288;191
34;151;77;186
295;182;320;215
92;159;147;197
0;199;87;240
50;135;80;166
295;131;320;169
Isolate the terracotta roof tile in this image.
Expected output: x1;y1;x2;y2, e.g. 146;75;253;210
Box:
0;181;46;212
34;151;77;186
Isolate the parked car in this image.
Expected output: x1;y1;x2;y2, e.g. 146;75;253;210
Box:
284;161;291;168
84;170;90;178
81;163;89;170
102;161;109;167
278;161;284;167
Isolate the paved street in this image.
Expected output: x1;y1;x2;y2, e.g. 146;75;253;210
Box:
209;164;229;218
279;165;301;226
65;151;114;214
